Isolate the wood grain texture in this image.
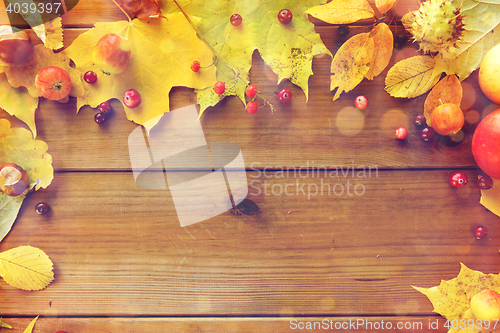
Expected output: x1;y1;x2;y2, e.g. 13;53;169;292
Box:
0;171;497;317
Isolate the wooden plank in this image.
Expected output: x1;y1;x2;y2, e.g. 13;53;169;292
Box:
1;316;451;333
0;170;497;316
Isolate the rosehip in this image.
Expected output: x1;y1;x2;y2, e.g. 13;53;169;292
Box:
246;101;258;114
245;85;257;98
354;95;368;110
278;88;292;103
98;101;111;113
230;14;242;26
449;171;468;189
84;70;98;84
395;126;408;140
191;60;200;72
278;9;293;24
214;81;225;95
35;202;50;215
94;112;107;124
123;89;141;108
474;226;488;239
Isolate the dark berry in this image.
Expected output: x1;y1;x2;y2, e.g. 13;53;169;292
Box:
214;81;225;95
337;25;350;38
246;101;258;114
474;225;488;239
230;14;242;26
35;202;50;215
191;60;200;72
84;71;97;84
98;101;111;113
394;33;408;49
449;171;468;189
420;126;435;142
94;112;107;124
477;174;494;190
278;9;292;24
277;88;292;103
395;126;408;140
414;115;426;127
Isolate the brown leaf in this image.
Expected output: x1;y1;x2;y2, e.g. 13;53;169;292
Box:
423;74;462;125
116;0;161;20
365;23;393;80
375;0;398;14
331;33;374;101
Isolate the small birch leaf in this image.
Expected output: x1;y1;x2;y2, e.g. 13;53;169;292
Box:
423;75;462;126
306;0;375;24
385;55;441;98
365;23;393;80
0;246;54;291
480;178;500;217
331;32;374;101
23;316;38;333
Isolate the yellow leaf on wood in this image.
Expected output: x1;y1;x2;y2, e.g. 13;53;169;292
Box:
423;75;462;126
32;18;64;50
23;316;38;333
480;178;500;217
375;0;398;14
306;0;375;24
0;317;12;329
365;23;393;80
385;55;441;98
0;246;54;291
331;33;374;101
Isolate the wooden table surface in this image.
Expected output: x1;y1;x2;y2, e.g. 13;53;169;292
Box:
1;0;500;332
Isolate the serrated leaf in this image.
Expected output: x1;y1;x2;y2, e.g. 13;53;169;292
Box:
414;263;500;332
385;55;441;98
64;14;216;130
0;44;84;99
32;17;64;50
365;23;393;80
305;0;375;24
0;193;26;245
375;0;398;14
423;75;462;126
480;178;500;217
0;73;38;137
0;246;54;291
331;33;374;101
23;316;38;333
182;0;331;115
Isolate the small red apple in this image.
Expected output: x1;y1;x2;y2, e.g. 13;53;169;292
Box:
93;33;132;75
431;103;464;136
0;26;32;64
0;163;29;197
35;66;72;101
123;89;141;108
472;108;500;180
471;289;500;320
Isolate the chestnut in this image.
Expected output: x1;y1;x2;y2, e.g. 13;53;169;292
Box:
0;163;29;196
0;26;33;64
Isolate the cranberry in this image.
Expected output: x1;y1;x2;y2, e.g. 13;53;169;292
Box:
98;101;111;113
94;112;107;124
395;126;408;140
449;171;468;189
420;126;435;142
277;88;292;103
477;174;494;190
278;9;292;24
414;115;426;127
35;202;50;215
474;226;488;239
354;95;368;110
84;71;97;84
230;14;242;26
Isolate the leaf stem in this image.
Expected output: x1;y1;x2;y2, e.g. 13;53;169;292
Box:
111;0;132;23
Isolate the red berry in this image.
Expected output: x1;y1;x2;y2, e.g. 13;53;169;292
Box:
98;101;111;113
123;89;141;108
191;60;200;72
230;14;242;26
278;88;292;103
477;174;494;190
84;70;97;84
474;225;488;239
35;202;50;215
278;9;292;24
245;85;257;98
420;126;435;142
55;331;67;333
246;101;258;114
214;81;225;95
414;114;426;127
354;95;368;110
449;171;468;189
395;126;408;140
94;112;107;124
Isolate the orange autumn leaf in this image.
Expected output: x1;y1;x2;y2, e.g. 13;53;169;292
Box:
375;0;398;14
423;75;462;126
331;32;374;101
116;0;161;20
306;0;375;24
365;23;393;80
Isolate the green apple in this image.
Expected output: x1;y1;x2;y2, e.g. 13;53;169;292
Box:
470;289;500;320
92;33;131;75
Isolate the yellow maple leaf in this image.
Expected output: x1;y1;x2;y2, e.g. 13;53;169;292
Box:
385;55;442;98
32;17;64;50
423;75;462;126
63;13;216;130
0;246;54;291
414;263;500;333
306;0;375;25
365;23;393;80
331;32;374;101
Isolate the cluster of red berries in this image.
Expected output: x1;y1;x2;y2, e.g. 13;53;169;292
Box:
94;101;112;124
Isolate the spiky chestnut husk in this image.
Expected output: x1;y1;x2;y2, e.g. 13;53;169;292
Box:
402;0;465;57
